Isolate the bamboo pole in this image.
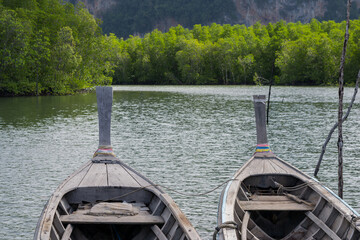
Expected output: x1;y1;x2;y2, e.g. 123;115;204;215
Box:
337;0;351;198
267;83;272;125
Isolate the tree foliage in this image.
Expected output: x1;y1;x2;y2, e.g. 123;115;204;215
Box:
0;0;113;95
1;0;360;95
112;21;360;87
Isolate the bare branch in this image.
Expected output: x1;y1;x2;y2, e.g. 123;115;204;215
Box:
314;70;360;177
314;0;352;195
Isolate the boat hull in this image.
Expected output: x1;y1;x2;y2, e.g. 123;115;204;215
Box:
34;158;200;240
217;152;360;240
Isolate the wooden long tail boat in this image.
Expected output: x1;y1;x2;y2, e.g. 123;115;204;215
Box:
34;87;201;240
216;95;360;240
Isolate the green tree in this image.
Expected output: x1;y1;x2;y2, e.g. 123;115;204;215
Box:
175;38;203;84
49;26;81;93
0;9;32;95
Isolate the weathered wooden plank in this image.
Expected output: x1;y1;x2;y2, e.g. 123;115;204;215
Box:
151;225;168;240
241;211;250;240
124;165;153;187
60;214;164;225
79;163;108;187
58;162;92;193
59;198;72;215
238;200;314;211
253;95;268;145
305;211;341;240
179;233;186;240
107;163;141;187
96;86;113;148
161;207;175;235
249;195;296;201
167;222;182;240
53;211;65;236
151;198;165;216
50;225;60;240
149;196;161;213
159;193;200;240
317;203;333;223
335;217;350;238
60;224;74;240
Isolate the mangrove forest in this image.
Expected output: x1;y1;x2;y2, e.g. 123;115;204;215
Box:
1;0;360;96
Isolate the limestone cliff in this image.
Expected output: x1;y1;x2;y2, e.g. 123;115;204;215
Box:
233;0;326;25
232;0;360;25
66;0;360;37
68;0;116;16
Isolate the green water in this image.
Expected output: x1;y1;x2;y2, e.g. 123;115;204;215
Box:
0;86;359;239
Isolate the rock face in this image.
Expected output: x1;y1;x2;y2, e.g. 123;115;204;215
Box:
232;0;360;25
233;0;327;25
69;0;116;17
67;0;360;36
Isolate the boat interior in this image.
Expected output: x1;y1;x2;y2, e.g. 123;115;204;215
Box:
235;174;360;240
51;187;186;240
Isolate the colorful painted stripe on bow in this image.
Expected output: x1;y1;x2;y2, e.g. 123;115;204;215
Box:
255;144;271;153
93;148;116;157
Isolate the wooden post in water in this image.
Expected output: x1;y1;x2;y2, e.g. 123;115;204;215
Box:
96;86;113;149
253;95;268;145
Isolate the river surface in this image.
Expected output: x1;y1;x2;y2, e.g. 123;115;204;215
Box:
0;86;359;239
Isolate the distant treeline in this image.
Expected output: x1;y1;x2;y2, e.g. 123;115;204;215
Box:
111;20;360;86
1;0;360;96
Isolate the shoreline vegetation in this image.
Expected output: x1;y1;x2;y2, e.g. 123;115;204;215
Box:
1;1;360;96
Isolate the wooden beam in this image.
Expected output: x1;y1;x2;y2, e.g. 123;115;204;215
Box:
61;224;74;240
96;86;113;148
253;95;268;145
53;211;65;236
50;225;60;240
151;225;168;240
60;214;164;225
241;211;250;240
305;212;341;240
238;200;314;211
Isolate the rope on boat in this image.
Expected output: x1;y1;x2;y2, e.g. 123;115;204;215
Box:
212;221;238;240
105;178;239;202
160;178;238;197
272;178;314;193
255;144;271;153
351;215;360;222
93;148;116;158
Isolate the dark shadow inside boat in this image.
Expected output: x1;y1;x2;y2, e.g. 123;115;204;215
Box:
63;186;155;205
57;187;170;240
237;174;317;239
70;224;145;240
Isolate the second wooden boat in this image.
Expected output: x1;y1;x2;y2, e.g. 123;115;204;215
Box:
34;87;201;240
216;95;360;240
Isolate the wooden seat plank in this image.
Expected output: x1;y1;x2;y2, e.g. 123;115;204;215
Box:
238;200;314;211
60;214;164;225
